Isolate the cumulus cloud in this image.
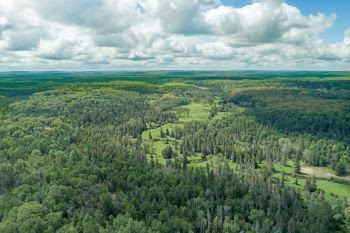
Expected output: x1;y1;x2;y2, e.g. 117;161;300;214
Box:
153;0;219;35
196;41;234;59
0;0;349;70
204;1;335;45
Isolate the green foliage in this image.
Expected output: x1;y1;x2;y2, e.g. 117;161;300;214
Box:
0;71;349;232
227;88;350;142
335;162;347;176
294;159;301;174
162;145;174;159
304;176;317;193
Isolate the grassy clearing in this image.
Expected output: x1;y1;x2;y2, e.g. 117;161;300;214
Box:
147;140;168;164
142;102;211;141
188;154;238;170
179;102;211;122
142;123;181;140
273;160;350;199
213;111;229;120
142;101;350;200
143;102;211;139
142;102;214;166
317;180;350;198
274;160;295;174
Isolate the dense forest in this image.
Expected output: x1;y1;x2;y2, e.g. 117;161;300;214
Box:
0;71;349;233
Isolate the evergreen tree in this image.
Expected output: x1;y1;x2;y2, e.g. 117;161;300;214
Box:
294;178;298;186
304;176;317;192
335;162;347;176
294;158;301;175
170;130;175;138
183;153;188;169
166;128;170;136
162;145;174;159
160;128;164;138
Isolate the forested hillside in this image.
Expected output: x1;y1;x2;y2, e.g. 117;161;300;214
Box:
0;71;349;233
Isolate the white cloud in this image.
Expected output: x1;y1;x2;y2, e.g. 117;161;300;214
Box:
0;0;349;70
196;41;234;59
36;27;90;60
204;1;335;45
153;0;219;35
345;28;350;45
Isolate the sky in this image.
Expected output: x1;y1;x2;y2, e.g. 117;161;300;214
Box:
222;0;350;42
0;0;349;71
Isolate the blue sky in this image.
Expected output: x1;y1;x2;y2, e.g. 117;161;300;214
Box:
222;0;350;42
289;0;350;42
0;0;349;70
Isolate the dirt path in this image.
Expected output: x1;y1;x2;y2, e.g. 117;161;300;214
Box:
302;166;350;183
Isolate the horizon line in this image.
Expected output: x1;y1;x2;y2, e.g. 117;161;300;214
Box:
1;69;350;73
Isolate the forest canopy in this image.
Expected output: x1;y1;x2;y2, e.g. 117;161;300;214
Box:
0;71;349;233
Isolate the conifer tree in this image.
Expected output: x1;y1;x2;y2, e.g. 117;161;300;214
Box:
183;153;188;169
294;158;301;175
166;128;169;136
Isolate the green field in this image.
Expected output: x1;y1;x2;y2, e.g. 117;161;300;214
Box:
179;102;211;122
274;161;350;199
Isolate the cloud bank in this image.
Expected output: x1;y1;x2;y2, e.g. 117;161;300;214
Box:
0;0;349;70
